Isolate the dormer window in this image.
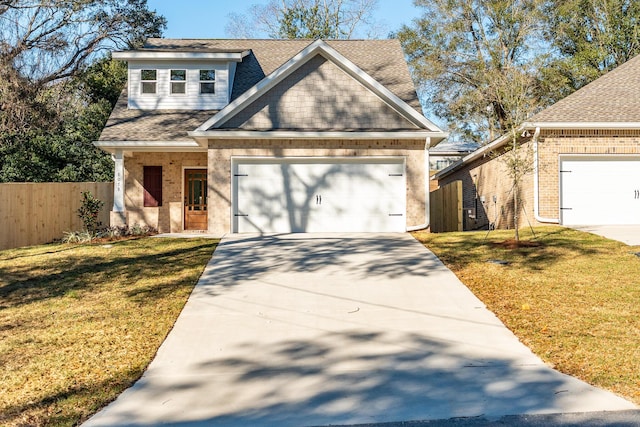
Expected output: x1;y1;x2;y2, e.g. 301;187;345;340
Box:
141;69;157;94
170;69;186;94
200;70;216;94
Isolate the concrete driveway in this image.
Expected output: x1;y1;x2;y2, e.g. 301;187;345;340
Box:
85;233;635;426
571;225;640;246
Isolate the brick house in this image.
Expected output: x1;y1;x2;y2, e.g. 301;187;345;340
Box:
434;54;640;230
96;39;448;234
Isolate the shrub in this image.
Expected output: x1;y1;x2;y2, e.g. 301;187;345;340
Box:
62;230;94;243
96;224;157;239
77;191;104;235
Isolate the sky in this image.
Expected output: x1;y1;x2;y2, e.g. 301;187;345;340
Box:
146;0;420;39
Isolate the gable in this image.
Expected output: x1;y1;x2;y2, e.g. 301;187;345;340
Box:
220;55;420;131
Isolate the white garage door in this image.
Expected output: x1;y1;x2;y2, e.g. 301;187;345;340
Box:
560;156;640;225
232;158;406;233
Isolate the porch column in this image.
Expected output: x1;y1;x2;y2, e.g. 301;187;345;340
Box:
424;137;431;228
110;149;127;227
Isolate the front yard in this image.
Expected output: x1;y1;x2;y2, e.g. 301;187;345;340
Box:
0;237;218;426
2;227;639;426
413;226;640;405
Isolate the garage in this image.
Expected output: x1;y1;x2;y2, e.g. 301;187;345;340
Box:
560;156;640;225
232;158;406;233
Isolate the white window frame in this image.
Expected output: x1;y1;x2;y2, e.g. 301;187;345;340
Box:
199;69;216;94
140;69;157;94
170;69;187;95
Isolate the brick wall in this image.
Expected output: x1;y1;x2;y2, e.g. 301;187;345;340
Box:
537;129;640;219
437;141;537;230
207;138;426;234
121;140;427;234
125;152;207;233
437;129;640;230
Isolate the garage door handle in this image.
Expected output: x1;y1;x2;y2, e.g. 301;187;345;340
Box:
316;195;322;205
389;213;403;217
234;214;249;217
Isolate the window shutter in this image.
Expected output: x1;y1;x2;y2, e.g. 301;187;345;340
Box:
143;166;162;207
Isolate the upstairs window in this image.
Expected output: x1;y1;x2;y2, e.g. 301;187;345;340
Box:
199;69;215;94
140;69;157;94
170;69;186;94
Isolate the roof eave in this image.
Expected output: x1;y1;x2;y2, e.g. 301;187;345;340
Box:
189;130;448;142
94;140;207;154
112;50;250;61
523;121;640;130
434;120;640;180
433;127;524;180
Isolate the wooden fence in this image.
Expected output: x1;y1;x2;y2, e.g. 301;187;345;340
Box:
430;180;463;233
0;182;113;250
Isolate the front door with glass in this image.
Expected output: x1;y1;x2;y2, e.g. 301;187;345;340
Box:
184;169;208;230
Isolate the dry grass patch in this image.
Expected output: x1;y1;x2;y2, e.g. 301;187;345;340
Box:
0;237;218;426
413;226;640;404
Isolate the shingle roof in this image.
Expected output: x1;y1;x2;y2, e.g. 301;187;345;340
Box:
530;54;640;123
99;90;217;141
99;39;423;142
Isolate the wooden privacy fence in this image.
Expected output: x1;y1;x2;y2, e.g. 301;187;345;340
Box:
0;182;113;250
430;180;463;233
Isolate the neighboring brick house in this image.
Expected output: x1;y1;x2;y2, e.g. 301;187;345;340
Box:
435;53;640;230
96;39;447;234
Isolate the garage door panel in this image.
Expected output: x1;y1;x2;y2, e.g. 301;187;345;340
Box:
234;159;406;233
560;157;640;225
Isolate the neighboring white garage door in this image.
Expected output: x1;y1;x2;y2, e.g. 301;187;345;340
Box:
232;158;406;232
560;156;640;225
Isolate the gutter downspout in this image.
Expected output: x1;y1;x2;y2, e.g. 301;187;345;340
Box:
407;137;431;231
533;127;559;224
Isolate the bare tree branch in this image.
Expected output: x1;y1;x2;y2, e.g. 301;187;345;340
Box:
225;0;380;39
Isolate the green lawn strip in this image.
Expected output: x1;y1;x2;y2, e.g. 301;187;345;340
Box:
0;237;218;426
413;226;640;404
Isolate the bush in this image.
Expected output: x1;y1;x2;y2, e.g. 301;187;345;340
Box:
62;230;94;243
96;224;157;239
77;191;104;235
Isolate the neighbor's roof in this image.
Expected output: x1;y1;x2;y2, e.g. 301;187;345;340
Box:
429;140;479;154
99;39;426;142
435;53;640;180
528;53;640;125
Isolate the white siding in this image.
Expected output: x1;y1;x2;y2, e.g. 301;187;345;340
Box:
127;60;231;110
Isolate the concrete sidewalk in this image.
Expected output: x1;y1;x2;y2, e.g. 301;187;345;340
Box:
85;233;636;426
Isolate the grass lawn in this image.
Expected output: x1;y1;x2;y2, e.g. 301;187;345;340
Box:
0;237;218;426
413;226;640;404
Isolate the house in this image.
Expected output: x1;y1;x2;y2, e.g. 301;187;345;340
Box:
96;39;448;234
434;54;640;230
429;141;479;173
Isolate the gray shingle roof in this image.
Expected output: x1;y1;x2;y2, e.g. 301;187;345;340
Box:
99;39;423;142
531;54;640;123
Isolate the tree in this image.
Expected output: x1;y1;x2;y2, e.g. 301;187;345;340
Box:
543;0;640;102
397;0;547;144
0;0;165;85
225;0;380;39
491;68;540;242
0;1;164;182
